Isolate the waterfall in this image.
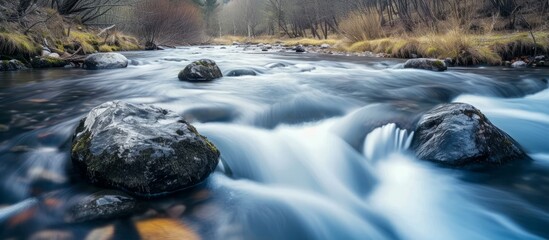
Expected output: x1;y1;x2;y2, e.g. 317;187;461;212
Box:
363;123;414;163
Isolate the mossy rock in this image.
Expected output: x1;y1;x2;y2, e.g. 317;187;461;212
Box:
178;59;223;81
71;101;220;197
403;58;448;71
31;56;68;68
0;59;27;71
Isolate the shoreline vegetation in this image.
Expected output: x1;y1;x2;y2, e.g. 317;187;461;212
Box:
1;0;548;69
211;30;548;66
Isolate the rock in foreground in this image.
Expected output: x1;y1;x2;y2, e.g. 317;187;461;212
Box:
82;53;128;70
178;59;223;81
71;101;220;197
410;103;528;167
404;58;447;72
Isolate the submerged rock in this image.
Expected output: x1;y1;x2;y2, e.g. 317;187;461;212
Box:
178;59;223;81
0;59;26;71
226;69;257;77
71;101;220;197
403;58;447;71
65;190;141;223
410;103;528;167
82;53;128;70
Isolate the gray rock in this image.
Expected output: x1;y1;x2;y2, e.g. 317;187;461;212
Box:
320;44;330;49
511;60;527;68
295;45;306;53
48;53;60;59
226;69;257;77
82;53;128;70
403;58;447;71
411;103;528;167
178;59;223;81
71;101;220;197
65;190;141;223
0;59;26;71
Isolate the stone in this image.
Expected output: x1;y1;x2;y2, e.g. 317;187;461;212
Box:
403;58;447;71
226;69;257;77
65;190;141;223
31;57;68;68
178;59;223;81
82;53;129;70
511;60;527;68
410;103;528;168
0;59;26;71
294;45;306;53
71;101;220;197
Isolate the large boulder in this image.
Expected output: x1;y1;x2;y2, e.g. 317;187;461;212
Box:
403;58;447;72
82;53;128;70
294;45;306;53
178;59;223;81
71;101;220;197
0;59;26;71
410;103;528;167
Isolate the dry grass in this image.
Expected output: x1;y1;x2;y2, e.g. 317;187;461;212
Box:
339;11;384;41
212;35;339;47
338;29;549;65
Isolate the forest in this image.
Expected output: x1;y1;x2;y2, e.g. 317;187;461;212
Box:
0;0;548;64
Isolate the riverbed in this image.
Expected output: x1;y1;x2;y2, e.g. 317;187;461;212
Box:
1;46;548;239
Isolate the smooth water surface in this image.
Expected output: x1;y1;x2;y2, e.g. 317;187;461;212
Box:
1;46;548;239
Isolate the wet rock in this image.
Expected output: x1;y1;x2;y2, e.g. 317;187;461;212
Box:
294;45;306;53
403;58;447;71
410;103;528;167
82;53;129;70
71;101;220;197
65;190;140;223
511;60;527;68
0;124;9;132
265;62;288;69
31;57;68;68
0;59;26;71
444;58;454;67
226;69;257;77
178;59;223;81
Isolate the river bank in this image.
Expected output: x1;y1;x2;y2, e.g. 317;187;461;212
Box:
212;31;548;67
0;6;141;70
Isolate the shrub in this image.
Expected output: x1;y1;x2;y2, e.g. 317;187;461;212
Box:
339;11;384;41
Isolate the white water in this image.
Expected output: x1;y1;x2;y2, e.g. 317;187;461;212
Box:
1;46;548;239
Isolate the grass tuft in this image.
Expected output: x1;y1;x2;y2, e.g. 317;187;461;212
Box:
0;32;40;56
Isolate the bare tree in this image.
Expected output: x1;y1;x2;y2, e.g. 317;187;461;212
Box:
131;0;203;49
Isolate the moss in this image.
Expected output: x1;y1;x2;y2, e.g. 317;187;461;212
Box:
31;56;68;68
432;60;445;68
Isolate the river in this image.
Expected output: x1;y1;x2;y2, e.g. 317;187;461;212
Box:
0;46;548;239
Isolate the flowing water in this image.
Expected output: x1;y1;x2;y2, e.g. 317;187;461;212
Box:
0;46;548;239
